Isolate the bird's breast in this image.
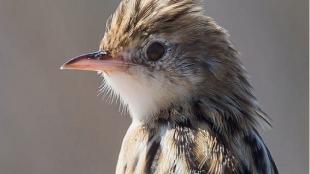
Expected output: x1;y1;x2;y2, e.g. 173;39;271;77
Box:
115;121;237;174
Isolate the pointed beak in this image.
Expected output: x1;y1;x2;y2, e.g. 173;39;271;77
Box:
60;50;129;72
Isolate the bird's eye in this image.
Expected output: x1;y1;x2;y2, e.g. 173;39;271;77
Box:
146;41;166;61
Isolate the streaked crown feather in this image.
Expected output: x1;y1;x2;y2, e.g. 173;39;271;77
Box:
101;0;204;52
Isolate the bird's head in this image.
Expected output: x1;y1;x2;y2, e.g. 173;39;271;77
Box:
61;0;250;123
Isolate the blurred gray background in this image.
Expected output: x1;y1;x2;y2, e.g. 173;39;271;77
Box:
0;0;308;173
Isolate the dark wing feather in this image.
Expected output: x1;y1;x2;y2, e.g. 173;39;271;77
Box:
244;130;279;174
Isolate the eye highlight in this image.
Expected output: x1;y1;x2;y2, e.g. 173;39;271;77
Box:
146;41;166;61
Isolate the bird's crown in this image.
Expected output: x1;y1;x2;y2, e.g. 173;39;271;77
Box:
101;0;204;53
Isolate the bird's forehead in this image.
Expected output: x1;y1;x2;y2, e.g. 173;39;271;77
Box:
100;0;203;52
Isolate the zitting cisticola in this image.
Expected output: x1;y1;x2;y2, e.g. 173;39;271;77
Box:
61;0;278;173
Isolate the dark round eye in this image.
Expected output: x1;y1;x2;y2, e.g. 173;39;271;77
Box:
146;41;166;61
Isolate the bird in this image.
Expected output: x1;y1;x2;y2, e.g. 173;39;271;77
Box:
61;0;278;173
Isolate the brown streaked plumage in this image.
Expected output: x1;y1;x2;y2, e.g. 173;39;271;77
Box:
61;0;278;173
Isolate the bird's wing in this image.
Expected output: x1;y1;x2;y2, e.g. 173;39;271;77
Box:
242;130;279;174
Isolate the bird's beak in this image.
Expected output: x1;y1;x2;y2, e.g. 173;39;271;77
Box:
60;50;128;72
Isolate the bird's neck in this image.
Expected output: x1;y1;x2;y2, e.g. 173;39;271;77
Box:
142;91;266;142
